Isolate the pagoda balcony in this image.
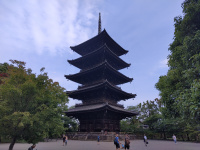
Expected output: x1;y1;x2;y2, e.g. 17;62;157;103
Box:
78;84;122;90
78;80;104;89
78;80;122;90
75;102;124;108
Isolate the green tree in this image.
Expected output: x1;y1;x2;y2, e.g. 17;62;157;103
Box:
62;105;78;132
120;99;162;136
156;0;200;141
0;62;9;85
0;60;68;150
120;105;141;133
63;116;79;132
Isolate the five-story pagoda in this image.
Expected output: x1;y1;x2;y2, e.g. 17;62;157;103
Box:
65;14;137;132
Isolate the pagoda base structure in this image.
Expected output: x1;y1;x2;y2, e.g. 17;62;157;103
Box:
65;132;138;141
66;102;138;132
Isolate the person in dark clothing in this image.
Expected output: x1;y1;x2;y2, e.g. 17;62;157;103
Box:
63;135;66;146
125;134;130;150
28;144;36;150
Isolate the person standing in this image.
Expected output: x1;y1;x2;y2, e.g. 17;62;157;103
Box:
28;144;36;150
172;134;177;143
114;134;121;150
144;134;148;147
124;134;130;150
97;135;100;144
62;135;66;146
65;135;68;146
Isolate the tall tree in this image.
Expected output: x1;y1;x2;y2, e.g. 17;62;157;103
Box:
120;99;162;136
156;0;200;140
0;62;9;85
120;105;141;133
0;60;68;150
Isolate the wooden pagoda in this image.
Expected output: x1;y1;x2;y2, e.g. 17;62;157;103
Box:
65;14;137;132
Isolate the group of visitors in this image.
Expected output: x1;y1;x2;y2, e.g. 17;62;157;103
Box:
143;134;177;147
27;133;177;150
114;134;130;150
113;133;177;149
113;133;148;149
62;135;68;146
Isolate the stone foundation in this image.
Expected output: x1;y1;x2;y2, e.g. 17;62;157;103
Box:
65;132;137;141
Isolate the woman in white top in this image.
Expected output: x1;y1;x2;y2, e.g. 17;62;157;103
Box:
172;134;176;143
144;134;147;146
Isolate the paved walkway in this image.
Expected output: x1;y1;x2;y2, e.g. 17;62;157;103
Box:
0;140;199;150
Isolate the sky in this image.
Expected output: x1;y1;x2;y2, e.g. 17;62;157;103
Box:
0;0;184;108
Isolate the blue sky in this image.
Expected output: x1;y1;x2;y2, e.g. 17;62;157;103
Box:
0;0;184;108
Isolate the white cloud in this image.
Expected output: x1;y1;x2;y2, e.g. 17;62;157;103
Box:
0;0;100;56
159;58;168;68
148;58;169;76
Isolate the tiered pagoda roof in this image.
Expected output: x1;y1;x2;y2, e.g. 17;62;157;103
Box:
66;80;136;101
65;61;133;85
68;44;130;70
70;29;128;56
67;103;138;119
65;14;137;132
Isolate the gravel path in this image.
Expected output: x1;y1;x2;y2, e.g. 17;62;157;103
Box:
0;139;199;150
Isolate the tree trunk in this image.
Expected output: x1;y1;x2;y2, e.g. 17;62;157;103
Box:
181;135;185;141
163;131;166;140
186;133;190;141
195;135;197;141
9;137;16;150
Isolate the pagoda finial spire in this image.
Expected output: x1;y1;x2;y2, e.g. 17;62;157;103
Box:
98;13;101;34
